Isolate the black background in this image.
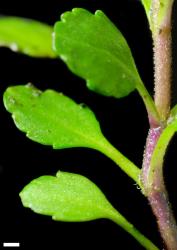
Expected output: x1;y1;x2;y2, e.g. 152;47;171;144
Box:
0;0;177;249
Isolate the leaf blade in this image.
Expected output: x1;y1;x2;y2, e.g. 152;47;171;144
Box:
20;171;113;221
0;17;56;57
20;171;159;249
141;0;151;22
3;84;107;150
3;84;141;184
54;8;160;125
54;8;142;98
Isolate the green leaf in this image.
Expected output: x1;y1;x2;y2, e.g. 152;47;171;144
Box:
20;171;159;249
53;8;142;98
141;0;151;23
53;8;160;125
169;104;177;120
0;17;56;58
141;0;151;11
3;84;141;184
20;171;114;221
3;84;106;149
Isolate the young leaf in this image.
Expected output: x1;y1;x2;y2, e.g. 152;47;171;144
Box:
20;171;159;250
53;8;142;98
141;0;151;24
141;0;174;34
20;171;114;221
169;104;177;120
3;84;141;184
0;17;56;58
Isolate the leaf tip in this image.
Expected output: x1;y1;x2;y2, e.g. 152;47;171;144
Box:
59;8;91;23
19;185;29;207
3;86;16;111
60;11;71;23
71;8;90;15
71;8;82;14
95;10;104;17
56;170;62;178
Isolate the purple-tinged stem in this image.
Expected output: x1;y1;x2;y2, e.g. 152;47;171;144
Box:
148;171;177;250
141;127;162;191
141;1;177;249
141;127;177;249
153;1;173;121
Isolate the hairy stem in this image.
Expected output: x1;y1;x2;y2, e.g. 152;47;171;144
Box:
141;127;177;249
153;1;173;121
141;1;177;249
148;168;177;250
141;127;163;193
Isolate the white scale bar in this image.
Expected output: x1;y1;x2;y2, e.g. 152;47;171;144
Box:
3;243;20;247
